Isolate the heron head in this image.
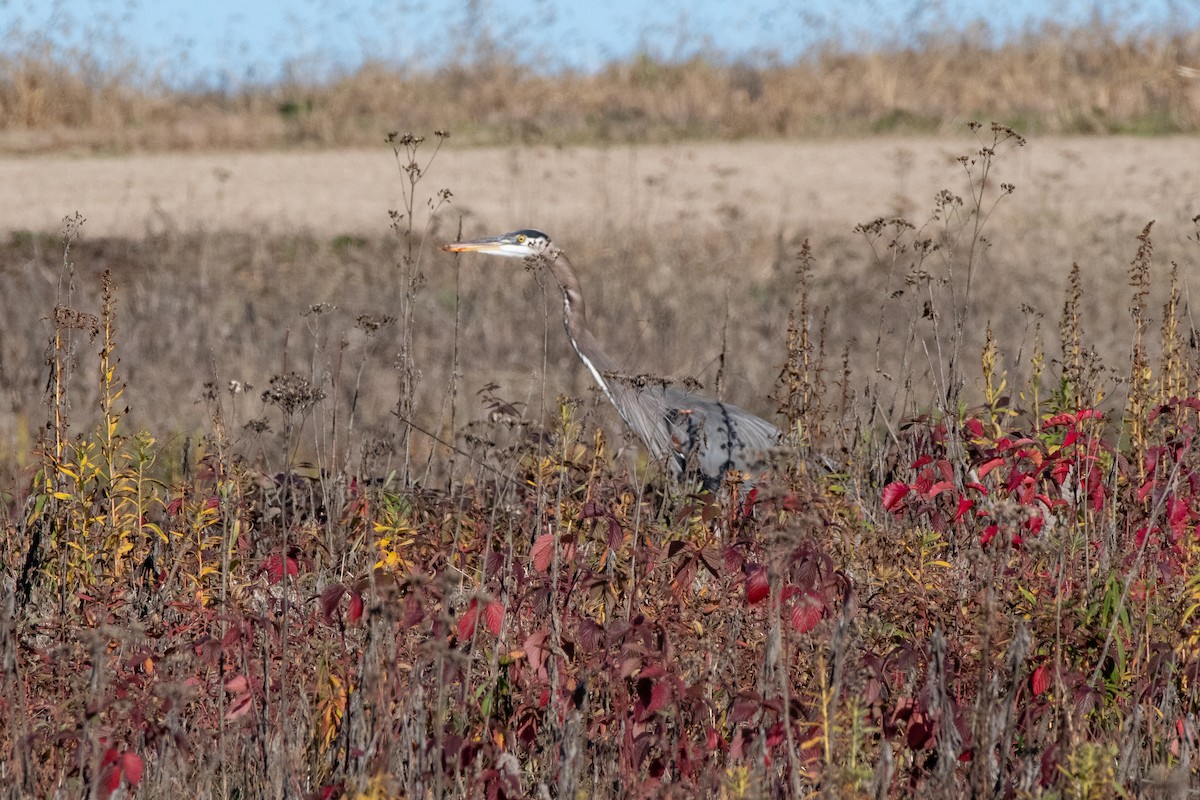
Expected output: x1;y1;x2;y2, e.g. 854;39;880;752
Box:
440;229;555;259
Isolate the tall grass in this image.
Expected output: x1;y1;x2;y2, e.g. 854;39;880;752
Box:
3;22;1200;153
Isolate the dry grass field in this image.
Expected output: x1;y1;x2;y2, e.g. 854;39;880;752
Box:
3;26;1200;799
0;134;1196;460
3;24;1200;153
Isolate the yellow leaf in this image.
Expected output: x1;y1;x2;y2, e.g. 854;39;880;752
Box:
144;522;168;543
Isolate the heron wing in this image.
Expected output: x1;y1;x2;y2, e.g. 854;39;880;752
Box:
655;387;780;487
603;382;779;488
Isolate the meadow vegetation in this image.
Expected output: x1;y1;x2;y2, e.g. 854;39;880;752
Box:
3;14;1200;795
2;22;1200;153
0;118;1198;798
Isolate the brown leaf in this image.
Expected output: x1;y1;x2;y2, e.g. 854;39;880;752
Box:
319;584;345;624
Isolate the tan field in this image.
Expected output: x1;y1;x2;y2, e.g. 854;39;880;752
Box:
3;137;1199;239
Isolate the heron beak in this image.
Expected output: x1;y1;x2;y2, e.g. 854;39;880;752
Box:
441;234;536;259
440;236;507;253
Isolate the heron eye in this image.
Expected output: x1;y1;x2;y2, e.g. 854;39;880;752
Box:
517;234;526;243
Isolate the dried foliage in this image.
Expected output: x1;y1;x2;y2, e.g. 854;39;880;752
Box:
3;23;1200;153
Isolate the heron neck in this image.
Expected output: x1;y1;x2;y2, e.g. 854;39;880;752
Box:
548;251;622;395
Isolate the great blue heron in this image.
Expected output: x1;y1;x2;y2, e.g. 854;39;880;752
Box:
442;229;780;490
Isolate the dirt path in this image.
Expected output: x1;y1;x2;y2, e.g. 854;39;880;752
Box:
2;137;1199;239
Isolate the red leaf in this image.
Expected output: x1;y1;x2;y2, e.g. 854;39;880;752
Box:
729;728;746;759
99;761;121;799
531;534;554;573
881;482;910;512
976;457;1005;479
524;630;550;678
766;721;786;749
120;752;144;787
746;567;770;604
1089;476;1105;512
723;546;744;572
226;691;254;720
935;458;954;483
980;524;999;546
1135;526;1153;547
400;596;424;629
263;552;299;584
639;664;668;680
348;591;364;624
484;601;504;636
607;518;623;550
647;681;671;714
1045;408;1102;427
742;486;759;516
927;480;955;499
1031;664;1051;696
1168;496;1190;528
953;497;974;523
319;584;346;624
731;699;759;723
580;500;604;519
457;599;479;640
790;591;823;633
1041;744;1060;785
577;619;603;651
906;712;933;750
965;418;984;438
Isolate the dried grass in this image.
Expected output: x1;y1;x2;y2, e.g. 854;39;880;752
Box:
3;23;1200;153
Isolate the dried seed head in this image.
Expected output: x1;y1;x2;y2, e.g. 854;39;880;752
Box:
262;373;325;416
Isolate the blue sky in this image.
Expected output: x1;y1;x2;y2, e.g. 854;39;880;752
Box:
1;0;1196;87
